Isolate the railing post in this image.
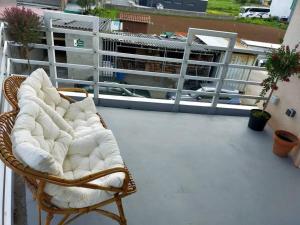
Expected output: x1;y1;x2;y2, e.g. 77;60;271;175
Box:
93;17;100;104
0;23;4;54
211;34;237;108
173;28;194;112
44;16;58;87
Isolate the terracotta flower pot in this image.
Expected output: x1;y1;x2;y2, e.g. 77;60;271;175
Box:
273;130;299;157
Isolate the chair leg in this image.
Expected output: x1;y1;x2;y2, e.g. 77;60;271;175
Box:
45;213;53;225
115;195;127;225
57;214;70;225
38;206;42;225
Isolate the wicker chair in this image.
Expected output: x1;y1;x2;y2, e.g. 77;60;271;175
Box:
0;75;136;225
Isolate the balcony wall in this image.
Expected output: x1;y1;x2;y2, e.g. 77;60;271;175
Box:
268;0;300;135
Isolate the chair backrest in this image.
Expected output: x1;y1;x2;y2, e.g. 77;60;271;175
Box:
3;74;76;112
0;110;40;193
0;110;18;161
3;75;27;110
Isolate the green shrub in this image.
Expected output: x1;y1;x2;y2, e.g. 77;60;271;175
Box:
236;17;288;30
89;7;119;19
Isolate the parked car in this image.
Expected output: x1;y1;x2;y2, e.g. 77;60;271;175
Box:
239;6;271;18
99;86;150;98
167;87;241;105
75;81;150;98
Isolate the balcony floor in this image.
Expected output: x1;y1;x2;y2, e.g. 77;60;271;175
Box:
24;107;300;225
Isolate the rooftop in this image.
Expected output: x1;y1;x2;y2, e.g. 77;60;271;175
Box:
119;12;151;24
240;39;281;49
21;107;300;225
51;17;111;31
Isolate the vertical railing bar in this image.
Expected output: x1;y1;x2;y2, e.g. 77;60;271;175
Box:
173;28;194;111
211;34;237;108
93;18;100;103
0;24;7;114
45;17;57;87
0;42;7;77
6;58;11;78
0;23;3;54
99;35;103;82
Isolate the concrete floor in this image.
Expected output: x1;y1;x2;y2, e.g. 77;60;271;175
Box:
25;107;300;225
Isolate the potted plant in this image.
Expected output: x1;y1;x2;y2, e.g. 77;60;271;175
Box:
2;7;42;73
248;44;300;131
273;130;299;157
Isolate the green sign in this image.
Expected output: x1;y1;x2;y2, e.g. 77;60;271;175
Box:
74;39;84;48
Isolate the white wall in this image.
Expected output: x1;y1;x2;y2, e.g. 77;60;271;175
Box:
283;0;300;48
270;0;293;18
268;0;300;134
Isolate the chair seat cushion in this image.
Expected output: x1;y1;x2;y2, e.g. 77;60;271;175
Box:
64;97;104;132
45;129;124;208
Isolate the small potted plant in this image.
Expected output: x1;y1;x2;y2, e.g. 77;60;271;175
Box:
248;44;300;131
2;7;42;73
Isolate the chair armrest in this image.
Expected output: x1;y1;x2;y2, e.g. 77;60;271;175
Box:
34;167;130;193
57;87;89;97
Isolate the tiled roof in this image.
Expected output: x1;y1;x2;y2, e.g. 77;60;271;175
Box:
52;18;111;31
119;12;151;24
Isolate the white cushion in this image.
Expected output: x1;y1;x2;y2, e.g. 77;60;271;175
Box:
18;69;70;117
64;97;103;134
12;99;125;208
12;99;72;176
12;69;125;208
46;129;125;208
18;68;104;131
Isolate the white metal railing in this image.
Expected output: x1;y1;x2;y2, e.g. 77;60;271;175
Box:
0;21;13;225
1;11;269;111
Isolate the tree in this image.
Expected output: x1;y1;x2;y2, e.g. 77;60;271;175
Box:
2;7;42;72
77;0;96;13
258;44;300;115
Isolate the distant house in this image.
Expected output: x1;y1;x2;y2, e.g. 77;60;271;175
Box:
139;0;208;12
270;0;294;19
119;12;151;33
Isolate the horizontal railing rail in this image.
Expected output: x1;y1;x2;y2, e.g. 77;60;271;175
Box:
2;12;270;112
8;55;267;100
